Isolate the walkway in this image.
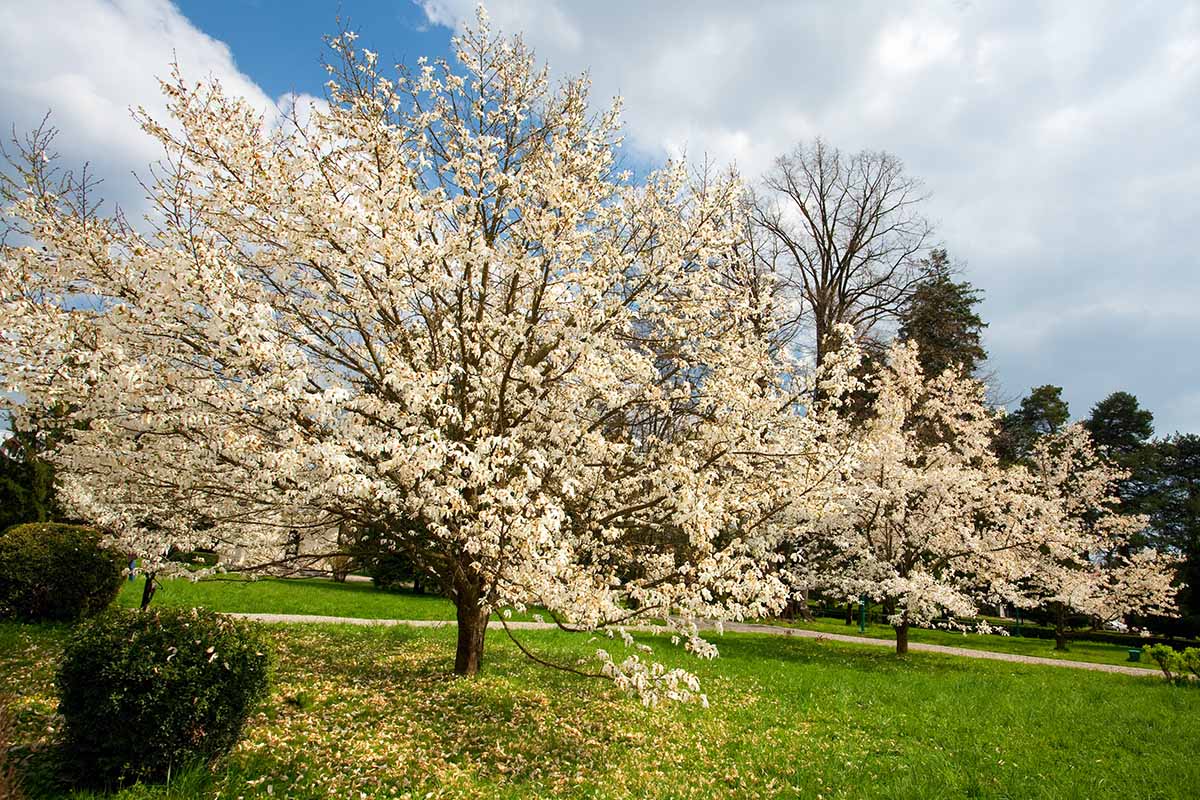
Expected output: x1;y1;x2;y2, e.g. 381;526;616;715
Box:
229;612;1160;678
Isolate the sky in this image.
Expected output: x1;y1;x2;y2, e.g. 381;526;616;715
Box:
0;0;1197;434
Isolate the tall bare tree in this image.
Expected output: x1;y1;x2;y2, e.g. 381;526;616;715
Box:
723;191;806;360
754;138;933;367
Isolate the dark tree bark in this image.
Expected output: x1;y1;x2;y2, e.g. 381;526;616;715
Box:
895;619;910;655
139;572;157;610
1052;603;1071;651
797;592;815;621
454;598;488;676
781;596;814;621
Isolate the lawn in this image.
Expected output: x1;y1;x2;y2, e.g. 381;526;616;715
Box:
763;615;1163;671
115;575;457;619
1;620;1196;799
117;576;1164;670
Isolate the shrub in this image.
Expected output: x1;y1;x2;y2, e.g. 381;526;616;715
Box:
0;523;124;621
1145;644;1200;684
350;522;431;593
56;608;272;784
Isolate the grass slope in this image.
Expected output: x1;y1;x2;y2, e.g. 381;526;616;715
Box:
2;621;1196;799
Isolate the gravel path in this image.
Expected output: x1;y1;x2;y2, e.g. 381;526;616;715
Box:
229;612;1159;678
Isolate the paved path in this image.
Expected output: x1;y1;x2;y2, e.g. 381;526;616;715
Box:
229;612;1160;678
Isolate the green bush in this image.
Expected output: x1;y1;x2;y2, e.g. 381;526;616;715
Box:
1145;644;1200;684
56;608;272;784
0;522;125;621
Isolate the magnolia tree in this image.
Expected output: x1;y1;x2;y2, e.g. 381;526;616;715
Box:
0;12;845;702
1019;425;1177;649
788;340;1045;654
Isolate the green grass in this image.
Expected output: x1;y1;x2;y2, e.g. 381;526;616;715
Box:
116;575;457;619
762;615;1163;670
1;620;1197;799
116;576;1164;670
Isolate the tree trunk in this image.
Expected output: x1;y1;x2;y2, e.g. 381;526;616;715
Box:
139;572;157;610
796;590;815;621
894;611;910;655
1054;604;1069;651
1054;625;1069;651
454;599;488;676
845;602;854;625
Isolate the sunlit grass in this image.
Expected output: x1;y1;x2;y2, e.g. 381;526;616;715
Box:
762;615;1162;670
115;574;456;620
2;620;1196;799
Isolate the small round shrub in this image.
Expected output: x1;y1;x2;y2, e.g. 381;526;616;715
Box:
57;608;272;784
0;523;125;621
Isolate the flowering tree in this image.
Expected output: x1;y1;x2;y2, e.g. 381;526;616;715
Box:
0;12;841;702
788;340;1040;654
1019;425;1177;649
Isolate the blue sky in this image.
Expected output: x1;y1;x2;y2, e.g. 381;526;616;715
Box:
174;1;451;99
1;1;1197;435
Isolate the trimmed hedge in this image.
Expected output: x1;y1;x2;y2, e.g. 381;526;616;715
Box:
0;522;125;621
1128;612;1200;640
57;608;272;785
981;620;1195;650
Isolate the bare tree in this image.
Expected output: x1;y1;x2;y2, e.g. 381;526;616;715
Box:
723;191;807;360
754;138;933;368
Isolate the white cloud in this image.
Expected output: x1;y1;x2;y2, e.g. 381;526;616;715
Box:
877;18;960;73
0;0;316;218
421;0;1200;433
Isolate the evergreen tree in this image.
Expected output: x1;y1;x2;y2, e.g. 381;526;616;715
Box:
1150;434;1200;617
1083;392;1158;522
0;414;59;530
897;248;988;378
1084;392;1154;456
996;385;1070;464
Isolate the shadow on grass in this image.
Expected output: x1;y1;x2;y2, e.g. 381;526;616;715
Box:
227;624;642;795
18;744;227;800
